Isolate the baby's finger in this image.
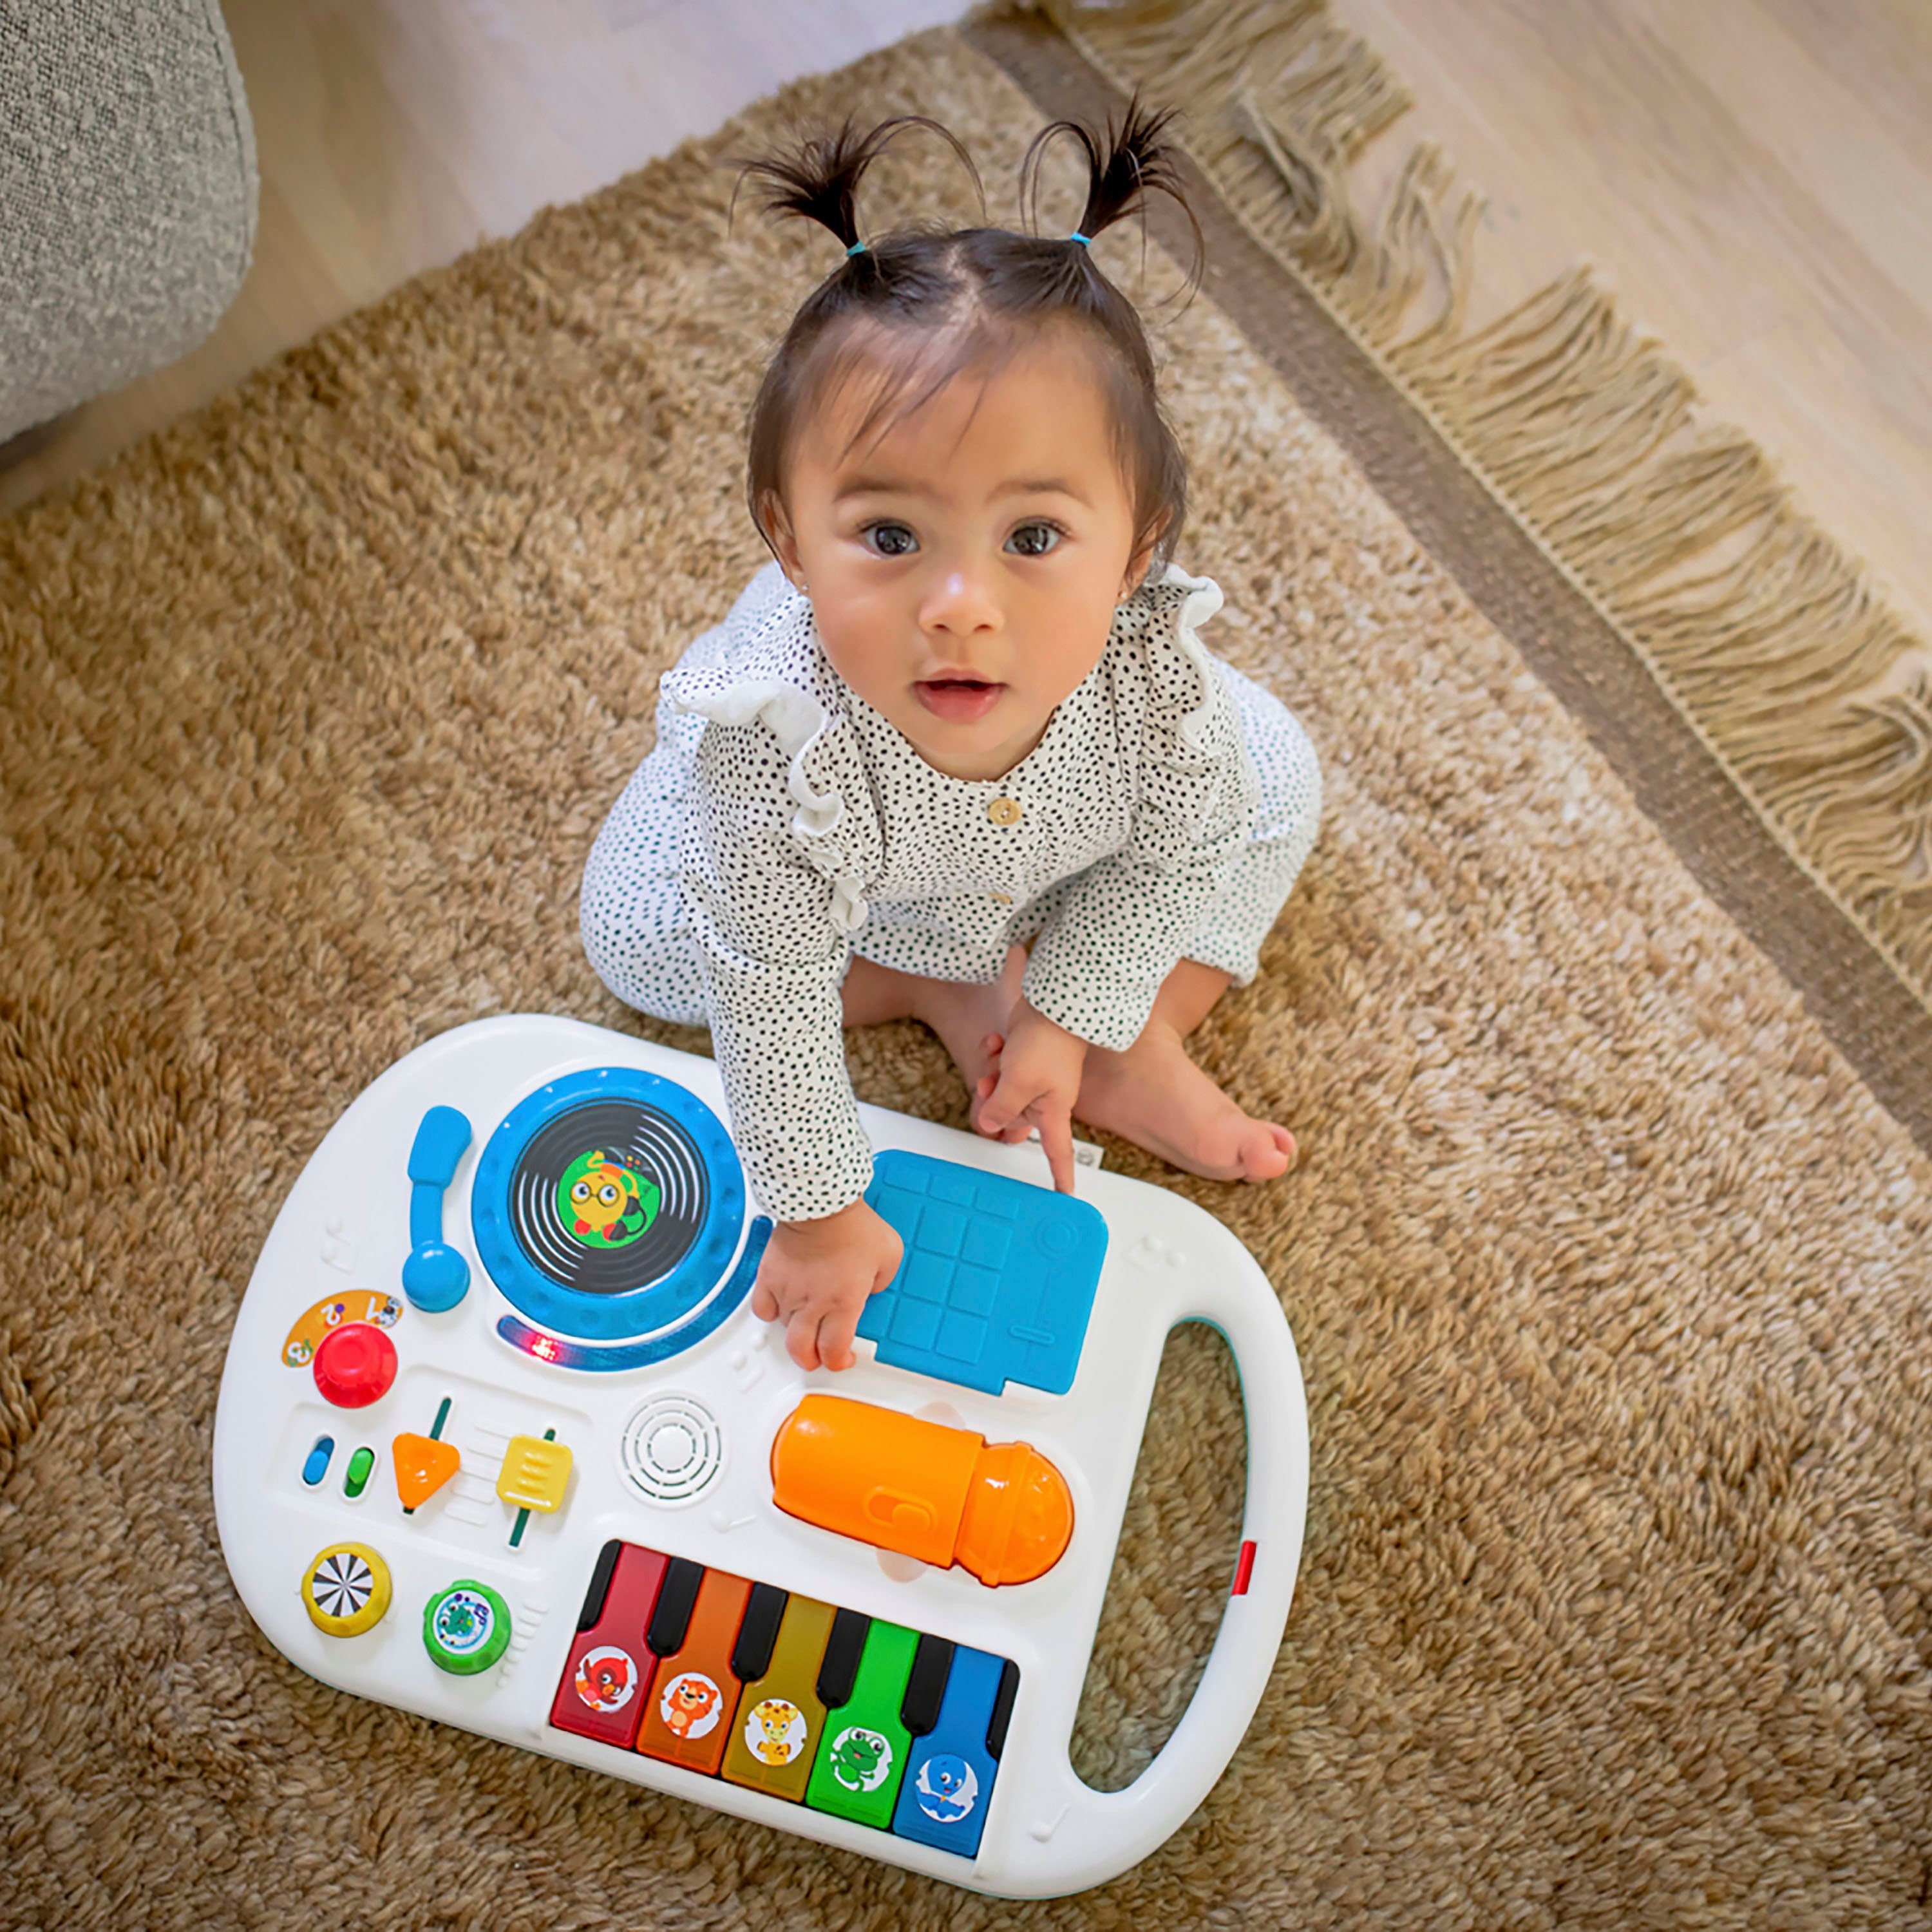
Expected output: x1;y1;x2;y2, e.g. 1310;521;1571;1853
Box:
977;1078;1018;1135
784;1307;822;1373
817;1303;861;1374
1039;1103;1077;1194
751;1276;781;1323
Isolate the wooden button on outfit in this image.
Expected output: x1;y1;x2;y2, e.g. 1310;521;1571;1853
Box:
986;797;1022;826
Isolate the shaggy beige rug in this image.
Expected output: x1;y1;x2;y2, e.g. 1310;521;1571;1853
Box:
3;4;1928;1928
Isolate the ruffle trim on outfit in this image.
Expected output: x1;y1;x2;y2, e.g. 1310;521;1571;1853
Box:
668;676;843;836
1150;564;1229;768
661;570;873;932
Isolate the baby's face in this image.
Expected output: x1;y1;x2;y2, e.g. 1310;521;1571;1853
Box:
766;329;1157;782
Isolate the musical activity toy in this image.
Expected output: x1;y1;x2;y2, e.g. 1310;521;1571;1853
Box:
211;1014;1309;1898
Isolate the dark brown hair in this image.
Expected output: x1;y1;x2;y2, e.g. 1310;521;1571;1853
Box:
724;90;1206;587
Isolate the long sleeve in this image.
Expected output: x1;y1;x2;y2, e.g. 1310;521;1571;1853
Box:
679;717;874;1223
1020;593;1260;1051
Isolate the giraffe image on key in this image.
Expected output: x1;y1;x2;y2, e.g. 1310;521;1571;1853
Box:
746;1697;807;1765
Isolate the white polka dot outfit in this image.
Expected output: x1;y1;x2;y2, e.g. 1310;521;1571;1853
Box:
581;559;1321;1223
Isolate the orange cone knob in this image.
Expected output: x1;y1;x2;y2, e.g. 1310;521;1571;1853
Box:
392;1432;460;1510
770;1394;1072;1587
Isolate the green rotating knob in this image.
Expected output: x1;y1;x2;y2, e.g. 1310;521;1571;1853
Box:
422;1579;513;1674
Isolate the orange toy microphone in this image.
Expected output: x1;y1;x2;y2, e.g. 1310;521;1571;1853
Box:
770;1393;1073;1587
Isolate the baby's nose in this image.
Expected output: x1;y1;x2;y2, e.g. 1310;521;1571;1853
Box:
922;567;1001;631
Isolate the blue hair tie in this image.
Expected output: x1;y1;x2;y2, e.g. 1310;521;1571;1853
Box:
1068;231;1091;247
846;240;867;257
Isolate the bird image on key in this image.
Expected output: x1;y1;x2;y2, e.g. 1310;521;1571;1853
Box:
914;1754;978;1824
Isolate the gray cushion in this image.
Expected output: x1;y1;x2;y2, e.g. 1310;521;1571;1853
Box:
0;0;258;442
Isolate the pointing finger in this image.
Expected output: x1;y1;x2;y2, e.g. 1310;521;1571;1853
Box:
1041;1104;1077;1194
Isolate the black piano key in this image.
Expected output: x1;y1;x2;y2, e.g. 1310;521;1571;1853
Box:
730;1582;790;1681
645;1555;705;1658
815;1607;871;1710
899;1633;956;1738
575;1538;623;1631
985;1657;1020;1758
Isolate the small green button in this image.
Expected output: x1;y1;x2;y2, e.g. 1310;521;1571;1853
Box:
344;1446;375;1498
423;1580;513;1674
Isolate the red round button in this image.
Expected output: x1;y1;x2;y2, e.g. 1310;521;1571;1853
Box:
312;1322;398;1408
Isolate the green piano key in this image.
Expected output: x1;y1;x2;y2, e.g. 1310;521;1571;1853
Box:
804;1616;920;1830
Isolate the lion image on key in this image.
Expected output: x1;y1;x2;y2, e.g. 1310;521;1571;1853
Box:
661;1672;721;1738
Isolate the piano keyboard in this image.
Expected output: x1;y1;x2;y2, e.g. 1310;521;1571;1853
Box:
550;1539;1019;1859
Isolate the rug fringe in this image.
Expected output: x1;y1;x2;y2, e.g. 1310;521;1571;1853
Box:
989;0;1932;1005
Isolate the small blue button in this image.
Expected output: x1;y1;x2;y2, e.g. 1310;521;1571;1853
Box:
301;1435;335;1486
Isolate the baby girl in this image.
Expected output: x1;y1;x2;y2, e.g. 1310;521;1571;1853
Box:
581;96;1322;1374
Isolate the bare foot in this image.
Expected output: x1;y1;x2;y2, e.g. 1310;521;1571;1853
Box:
1070;1020;1298;1182
912;944;1028;1098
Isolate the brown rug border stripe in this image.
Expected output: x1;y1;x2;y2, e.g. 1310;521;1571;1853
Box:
963;6;1932;1161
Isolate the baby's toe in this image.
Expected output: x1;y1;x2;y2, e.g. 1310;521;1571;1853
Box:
1238;1119;1296;1181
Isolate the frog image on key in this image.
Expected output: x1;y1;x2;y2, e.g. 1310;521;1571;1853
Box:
828;1725;893;1794
560;1148;659;1247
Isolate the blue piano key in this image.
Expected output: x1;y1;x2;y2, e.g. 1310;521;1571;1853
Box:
890;1643;1011;1859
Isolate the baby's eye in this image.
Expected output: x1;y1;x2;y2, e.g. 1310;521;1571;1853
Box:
859;521;916;558
1007;520;1065;558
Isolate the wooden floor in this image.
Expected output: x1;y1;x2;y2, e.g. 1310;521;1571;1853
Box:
6;0;1929;643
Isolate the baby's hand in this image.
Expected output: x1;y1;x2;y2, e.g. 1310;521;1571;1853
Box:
974;998;1088;1193
752;1197;904;1372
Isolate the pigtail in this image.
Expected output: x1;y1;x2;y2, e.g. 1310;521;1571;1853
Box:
725;113;985;264
1017;88;1206;305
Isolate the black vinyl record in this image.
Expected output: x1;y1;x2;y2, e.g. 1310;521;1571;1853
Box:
506;1099;710;1296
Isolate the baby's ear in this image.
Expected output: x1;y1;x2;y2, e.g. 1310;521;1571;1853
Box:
757;490;805;584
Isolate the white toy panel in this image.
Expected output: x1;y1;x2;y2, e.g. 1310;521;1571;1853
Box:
212;1014;1308;1899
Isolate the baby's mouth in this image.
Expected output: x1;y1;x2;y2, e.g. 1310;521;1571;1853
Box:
913;676;1006;723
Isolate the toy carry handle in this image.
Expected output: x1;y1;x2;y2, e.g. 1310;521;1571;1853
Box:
1013;1238;1308;1895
